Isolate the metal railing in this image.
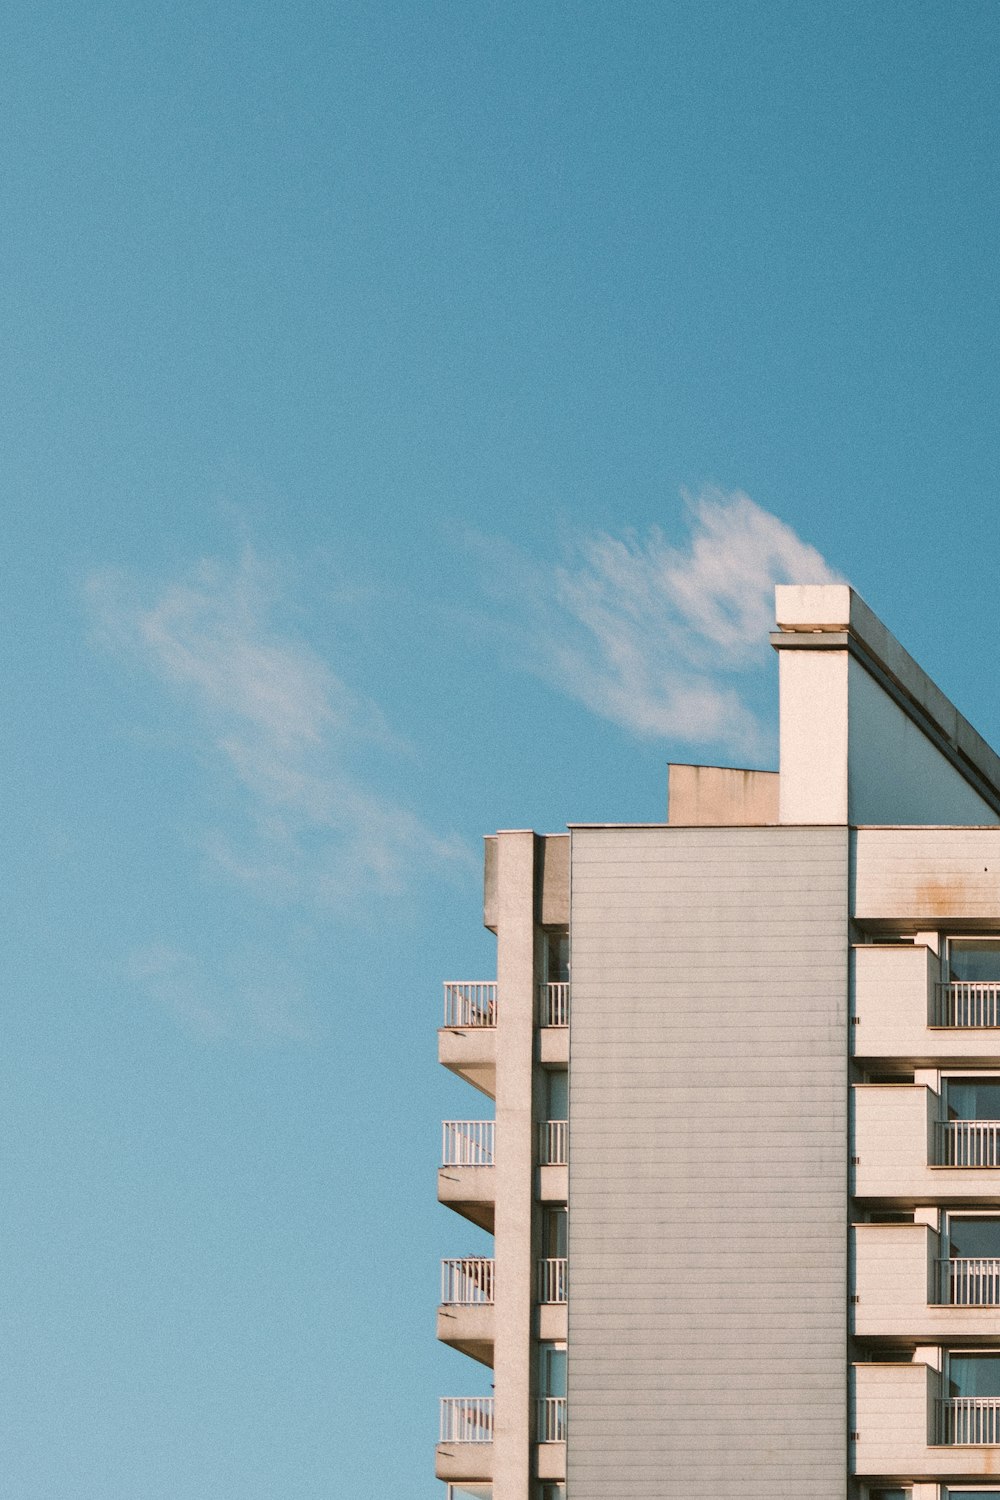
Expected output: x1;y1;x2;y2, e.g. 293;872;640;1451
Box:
441;1257;495;1305
934;981;1000;1028
537;1396;566;1442
539;1120;568;1165
538;1257;568;1303
443;981;497;1028
440;1397;494;1443
936;1120;1000;1167
442;1120;496;1167
542;982;570;1027
939;1397;1000;1445
938;1257;1000;1305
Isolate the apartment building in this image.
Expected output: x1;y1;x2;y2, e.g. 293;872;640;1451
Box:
435;582;1000;1500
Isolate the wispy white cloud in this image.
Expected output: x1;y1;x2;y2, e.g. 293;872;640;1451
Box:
487;487;841;759
125;941;310;1041
87;548;471;911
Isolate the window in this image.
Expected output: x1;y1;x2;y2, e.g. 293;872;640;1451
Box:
538;1341;566;1397
946;1077;1000;1122
544;930;569;984
447;1488;492;1500
947;1216;1000;1259
539;1488;565;1500
542;1207;567;1258
546;1070;568;1121
947;1352;1000;1397
869;1490;910;1500
949;941;1000;983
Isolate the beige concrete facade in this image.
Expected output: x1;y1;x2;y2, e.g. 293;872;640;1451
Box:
434;584;1000;1500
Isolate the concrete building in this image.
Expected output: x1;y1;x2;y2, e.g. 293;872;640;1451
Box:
435;583;1000;1500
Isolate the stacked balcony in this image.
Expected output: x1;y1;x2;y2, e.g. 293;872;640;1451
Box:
437;972;569;1486
853;938;1000;1483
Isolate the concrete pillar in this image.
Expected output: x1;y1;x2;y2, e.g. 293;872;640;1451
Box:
493;831;537;1500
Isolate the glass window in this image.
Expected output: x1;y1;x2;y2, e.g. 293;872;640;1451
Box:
869;1490;910;1500
448;1488;492;1500
946;1077;1000;1121
539;1487;566;1500
545;931;569;983
949;941;1000;983
546;1070;568;1121
948;1353;1000;1397
542;1207;567;1258
949;1217;1000;1258
538;1341;567;1398
948;1493;1000;1499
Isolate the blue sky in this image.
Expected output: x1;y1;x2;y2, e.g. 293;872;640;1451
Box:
5;2;1000;1494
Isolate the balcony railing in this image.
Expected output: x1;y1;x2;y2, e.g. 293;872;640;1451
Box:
443;981;497;1028
441;1257;495;1305
939;1397;1000;1445
539;1120;568;1166
938;1257;1000;1305
542;982;570;1027
537;1396;566;1442
538;1257;567;1303
936;1120;1000;1167
934;981;1000;1028
442;1120;496;1167
440;1397;494;1443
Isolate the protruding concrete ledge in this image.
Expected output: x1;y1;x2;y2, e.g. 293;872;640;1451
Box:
536;1442;566;1480
435;1444;493;1483
436;1303;494;1367
438;1167;496;1232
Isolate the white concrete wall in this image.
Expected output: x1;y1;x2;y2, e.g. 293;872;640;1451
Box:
854;828;1000;924
492;831;536;1500
568;824;850;1500
853;944;937;1058
854;1222;1000;1340
778;647;849;823
852;1084;1000;1202
848;655;998;826
853;1362;940;1477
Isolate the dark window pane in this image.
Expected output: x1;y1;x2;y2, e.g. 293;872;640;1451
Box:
950;942;1000;983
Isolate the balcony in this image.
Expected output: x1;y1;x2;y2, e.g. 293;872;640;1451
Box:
439;983;497;1099
853;944;1000;1065
537;1396;566;1442
539;1121;567;1166
941;1257;1000;1305
542;983;569;1027
537;1256;568;1340
538;1257;567;1303
937;982;1000;1029
537;1120;568;1203
853;1361;1000;1477
939;1398;1000;1444
853;1085;1000;1203
537;983;569;1065
436;1398;494;1484
853;1223;1000;1339
536;1398;567;1481
437;1259;495;1366
438;1121;496;1232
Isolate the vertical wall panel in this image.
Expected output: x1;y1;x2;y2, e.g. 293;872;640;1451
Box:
567;825;849;1500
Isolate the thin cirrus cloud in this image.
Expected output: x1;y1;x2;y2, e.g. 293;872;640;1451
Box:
86;548;471;915
494;487;842;760
124;941;311;1041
